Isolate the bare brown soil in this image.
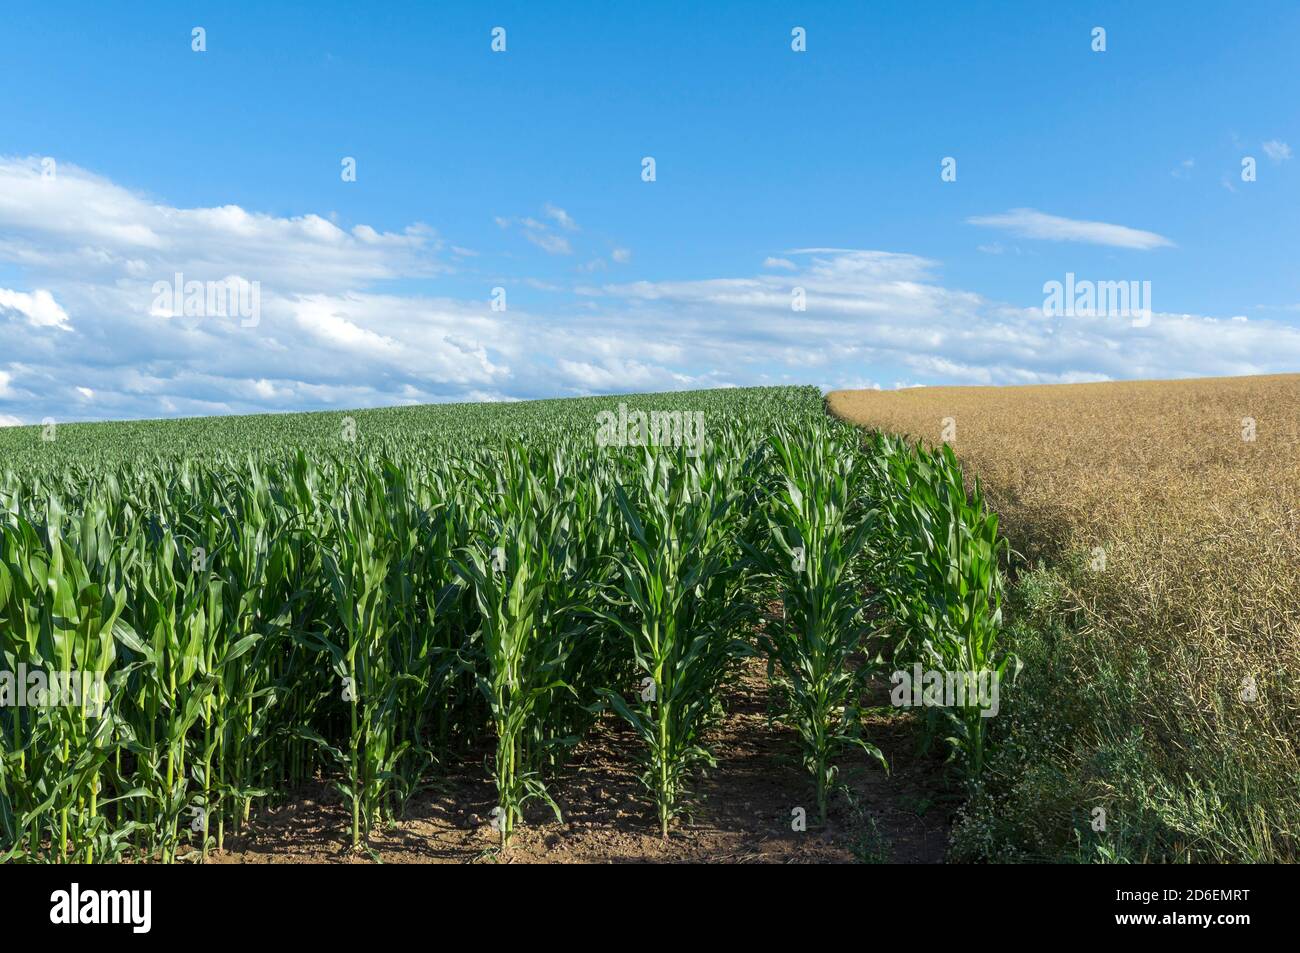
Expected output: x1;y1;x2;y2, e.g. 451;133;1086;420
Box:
206;658;950;864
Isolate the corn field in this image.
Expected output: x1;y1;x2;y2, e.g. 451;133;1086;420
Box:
0;387;1012;861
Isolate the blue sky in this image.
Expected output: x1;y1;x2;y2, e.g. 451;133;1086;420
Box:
2;1;1298;423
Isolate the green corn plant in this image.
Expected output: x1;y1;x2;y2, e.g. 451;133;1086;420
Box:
600;449;745;837
452;525;567;846
863;435;1015;781
451;445;578;848
316;476;398;850
920;445;1014;779
218;461;291;838
117;528;220;862
522;446;628;762
41;530;129;862
0;516;48;860
375;458;445;808
745;425;886;824
0;511;122;861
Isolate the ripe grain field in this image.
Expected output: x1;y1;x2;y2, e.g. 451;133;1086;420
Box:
830;374;1300;862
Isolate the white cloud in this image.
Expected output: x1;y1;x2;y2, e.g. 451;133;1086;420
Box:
967;208;1174;250
0;158;441;293
497;209;575;255
556;358;695;391
1262;140;1292;162
583;249;1300;387
543;203;579;231
0;287;71;330
524;231;573;255
0;414;23;427
611;247;632;264
0;157;536;419
0;157;1295;421
763;256;797;269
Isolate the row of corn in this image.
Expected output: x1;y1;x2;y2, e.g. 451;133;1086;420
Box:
0;388;1011;860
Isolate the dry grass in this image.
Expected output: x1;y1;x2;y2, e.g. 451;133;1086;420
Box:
829;374;1300;861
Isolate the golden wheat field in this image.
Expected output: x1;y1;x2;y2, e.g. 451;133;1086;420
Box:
830;374;1299;554
830;374;1300;861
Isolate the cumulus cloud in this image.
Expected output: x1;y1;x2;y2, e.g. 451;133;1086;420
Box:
0;158;441;292
0;157;530;420
0;287;71;330
0;158;727;418
967;208;1174;250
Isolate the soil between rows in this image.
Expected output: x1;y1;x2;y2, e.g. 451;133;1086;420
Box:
206;657;951;864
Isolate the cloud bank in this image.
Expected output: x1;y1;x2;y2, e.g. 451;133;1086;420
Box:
0;158;1295;425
